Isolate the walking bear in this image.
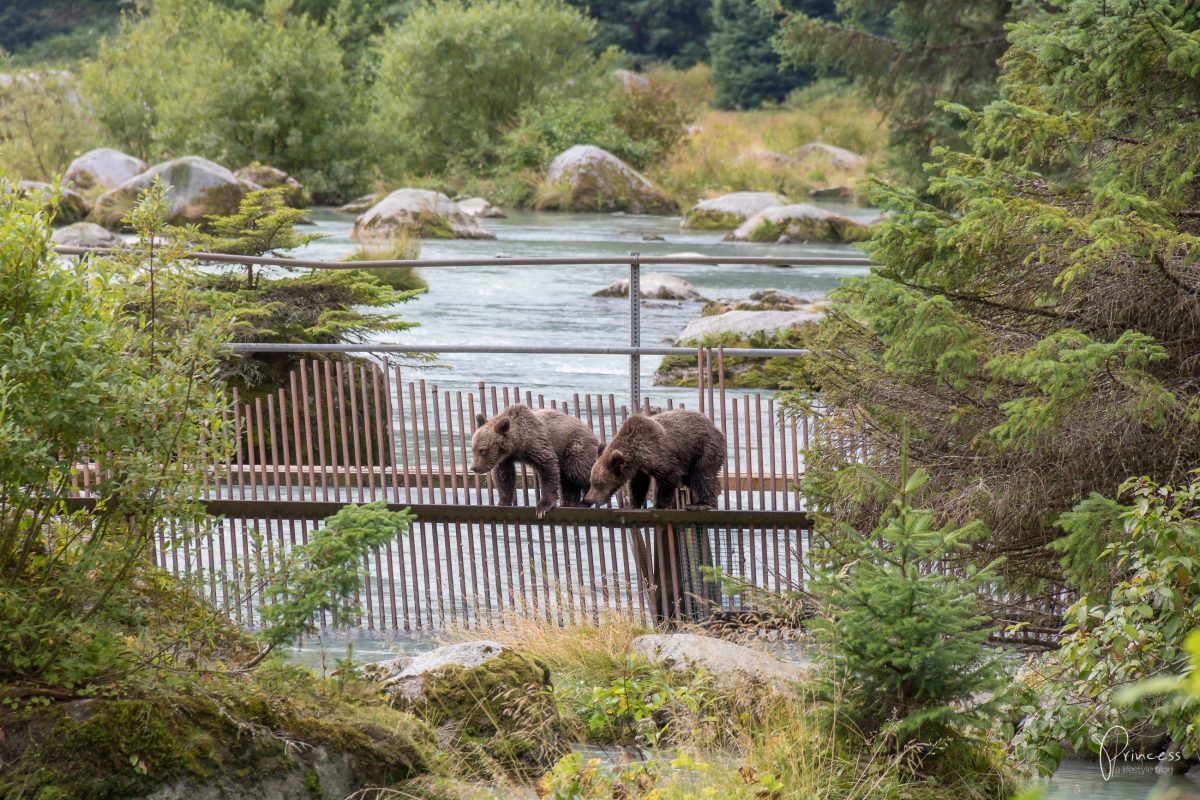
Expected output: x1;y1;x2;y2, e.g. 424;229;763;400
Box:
471;404;601;517
585;409;726;510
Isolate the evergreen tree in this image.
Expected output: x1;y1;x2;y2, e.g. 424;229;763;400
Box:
773;0;1045;189
567;0;713;68
710;0;833;110
788;0;1200;597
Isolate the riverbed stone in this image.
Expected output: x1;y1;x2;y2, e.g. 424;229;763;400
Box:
542;145;677;214
51;221;121;248
676;309;824;343
794;142;867;170
682;191;788;229
13;179;90;223
64;148;148;195
337;193;380;214
702;289;820;316
594;273;706;301
725;203;871;244
457;196;506;218
353;189;495;241
371;640;563;772
631;633;809;689
91;156;249;229
234;164;308;207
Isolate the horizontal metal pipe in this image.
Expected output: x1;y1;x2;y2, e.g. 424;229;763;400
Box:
55;245;873;269
219;342;808;358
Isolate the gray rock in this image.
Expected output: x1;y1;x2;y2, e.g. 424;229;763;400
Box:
139;747;360;800
91;156;248;228
337;193;380;214
676;309;823;343
808;185;853;200
64;148;148;194
735;148;797;168
594;273;706;301
702;289;818;316
612;69;650;92
682;191;788;229
725;203;871;244
353;189;495;241
12;180;90;223
543;145;676;215
642;233;665;241
456;196;506;218
234;164;308;207
794;142;866;171
356;655;413;683
631;633;809;689
379;640;510;702
51;221;121;248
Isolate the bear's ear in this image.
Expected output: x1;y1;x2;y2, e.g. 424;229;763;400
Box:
475;413;487;427
608;449;625;471
496;418;511;435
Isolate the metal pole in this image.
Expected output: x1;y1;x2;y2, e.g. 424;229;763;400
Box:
629;252;641;412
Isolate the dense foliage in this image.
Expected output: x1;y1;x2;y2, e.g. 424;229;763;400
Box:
0;58;99;182
788;0;1200;595
773;0;1043;188
1016;474;1200;773
81;0;367;200
709;0;832;110
565;0;712;68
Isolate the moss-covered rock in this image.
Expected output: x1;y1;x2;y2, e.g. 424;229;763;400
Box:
681;192;787;230
538;145;676;215
352;189;495;241
724;203;872;244
373;642;565;778
234;164;309;208
654;323;816;390
91;156;248;229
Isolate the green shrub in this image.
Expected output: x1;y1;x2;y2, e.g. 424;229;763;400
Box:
0;60;100;181
81;0;368;200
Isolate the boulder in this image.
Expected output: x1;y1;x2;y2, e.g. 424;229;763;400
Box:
682;192;788;229
337;193;380;214
676;309;823;344
234;164;308;207
594;274;706;301
736;148;797;168
51;221;121;248
725;203;871;244
702;289;819;316
456;196;506;218
794;142;866;171
612;68;650;92
353;189;495;241
542;145;677;215
631;633;809;689
808;185;853;200
13;180;90;224
91;156;249;229
364;641;562;771
63;148;148;195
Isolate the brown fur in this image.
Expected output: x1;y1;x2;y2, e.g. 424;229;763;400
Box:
585;409;726;509
471;404;601;517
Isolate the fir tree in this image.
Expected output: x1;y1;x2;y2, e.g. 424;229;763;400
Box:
788;0;1200;599
566;0;713;68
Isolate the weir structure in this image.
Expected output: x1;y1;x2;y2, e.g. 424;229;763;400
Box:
58;246;871;632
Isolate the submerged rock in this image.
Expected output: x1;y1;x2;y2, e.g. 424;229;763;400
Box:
91;156;249;228
353;189;495;241
682;191;788;229
725;203;871;244
456;196;506;218
594;273;706;301
234;164;308;207
632;632;809;689
794;142;867;170
52;221;121;248
541;145;676;215
12;179;90;223
63;148;148;195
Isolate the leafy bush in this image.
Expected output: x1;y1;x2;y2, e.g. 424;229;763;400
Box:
81;0;367;200
0;61;100;181
1015;473;1200;774
808;458;1003;750
369;0;600;175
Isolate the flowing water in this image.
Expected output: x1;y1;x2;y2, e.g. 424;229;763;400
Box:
287;205;876;400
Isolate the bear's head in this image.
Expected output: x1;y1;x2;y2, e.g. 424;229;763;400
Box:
584;447;634;506
471;413;514;473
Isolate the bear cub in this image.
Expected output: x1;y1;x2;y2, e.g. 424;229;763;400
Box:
585;409;726;510
471;404;601;517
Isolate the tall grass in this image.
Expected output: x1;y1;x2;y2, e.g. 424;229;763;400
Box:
345;231;428;292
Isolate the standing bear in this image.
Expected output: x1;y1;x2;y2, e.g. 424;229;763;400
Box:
471;404;601;517
585;409;726;510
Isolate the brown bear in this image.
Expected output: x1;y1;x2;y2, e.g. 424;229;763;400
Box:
471;404;601;517
584;409;726;510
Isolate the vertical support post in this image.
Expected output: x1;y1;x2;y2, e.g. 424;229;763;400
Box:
629;252;641;413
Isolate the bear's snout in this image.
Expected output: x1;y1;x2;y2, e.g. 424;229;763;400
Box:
469;461;487;474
